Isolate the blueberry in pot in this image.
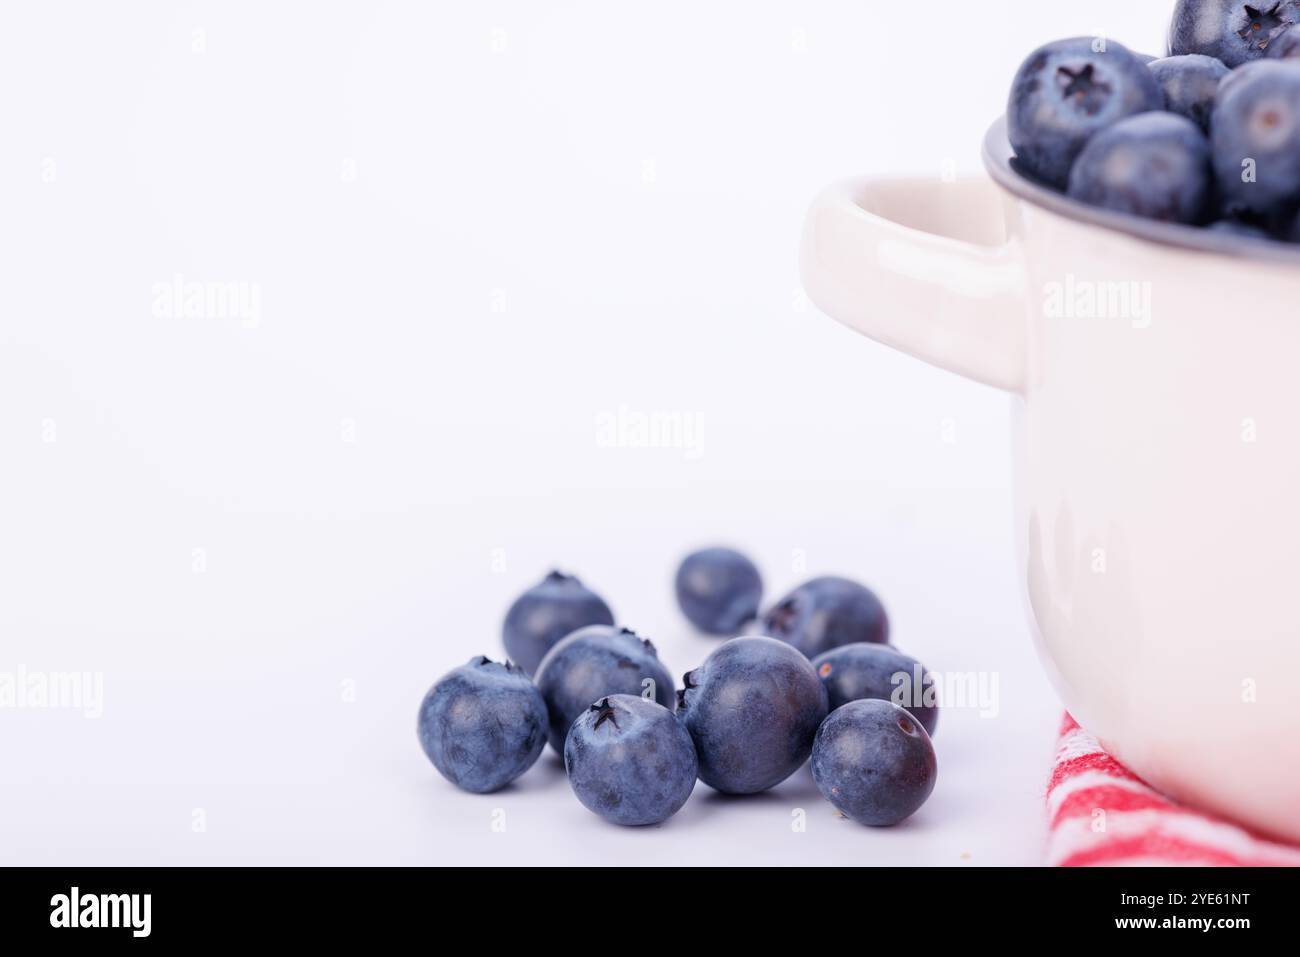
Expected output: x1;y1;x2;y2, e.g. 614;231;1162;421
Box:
1067;112;1213;224
1288;207;1300;240
1008;37;1163;189
534;625;674;753
1211;61;1300;217
811;698;937;827
762;576;888;658
416;656;548;793
1267;23;1300;57
812;642;939;738
502;570;614;675
677;636;828;795
1170;1;1300;67
564;695;698;826
1148;54;1231;130
674;546;763;635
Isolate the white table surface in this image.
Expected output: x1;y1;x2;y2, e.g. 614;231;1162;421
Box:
0;0;1179;866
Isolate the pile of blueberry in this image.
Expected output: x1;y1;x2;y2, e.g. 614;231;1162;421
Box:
416;549;939;828
1009;0;1300;240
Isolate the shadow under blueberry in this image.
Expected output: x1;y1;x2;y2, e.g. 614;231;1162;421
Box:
422;750;567;799
496;753;567;795
686;762;823;813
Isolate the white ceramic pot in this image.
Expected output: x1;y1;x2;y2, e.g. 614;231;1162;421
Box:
800;118;1300;843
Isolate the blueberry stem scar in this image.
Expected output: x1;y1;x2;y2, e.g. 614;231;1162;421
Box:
1240;5;1289;50
592;698;620;730
1057;64;1111;115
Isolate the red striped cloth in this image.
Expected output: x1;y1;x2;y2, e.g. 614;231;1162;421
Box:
1047;713;1300;867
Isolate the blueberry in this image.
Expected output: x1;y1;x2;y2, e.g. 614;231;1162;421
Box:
502;570;614;675
1267;23;1300;57
677;636;828;794
1170;1;1300;67
1211;61;1300;217
674;547;763;635
416;656;548;793
1067;112;1213;224
1008;38;1163;189
1148;54;1231;130
534;625;674;753
812;643;939;738
762;576;888;658
811;699;937;827
564;694;698;826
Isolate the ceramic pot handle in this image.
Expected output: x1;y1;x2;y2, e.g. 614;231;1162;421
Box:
800;177;1027;394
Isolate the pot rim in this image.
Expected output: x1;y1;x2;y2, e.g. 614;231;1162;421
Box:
981;115;1300;266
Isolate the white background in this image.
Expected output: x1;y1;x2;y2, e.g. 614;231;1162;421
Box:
0;2;1172;865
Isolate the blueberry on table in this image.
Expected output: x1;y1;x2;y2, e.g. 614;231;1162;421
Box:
416;656;548;793
534;625;675;753
762;576;888;658
1007;38;1163;189
812;643;939;738
1067;112;1213;224
1170;0;1300;68
1148;54;1230;130
674;547;763;636
1211;61;1300;217
502;570;614;675
564;695;698;826
811;699;937;827
677;636;828;795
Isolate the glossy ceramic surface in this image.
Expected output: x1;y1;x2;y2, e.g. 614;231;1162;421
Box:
800;120;1300;843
